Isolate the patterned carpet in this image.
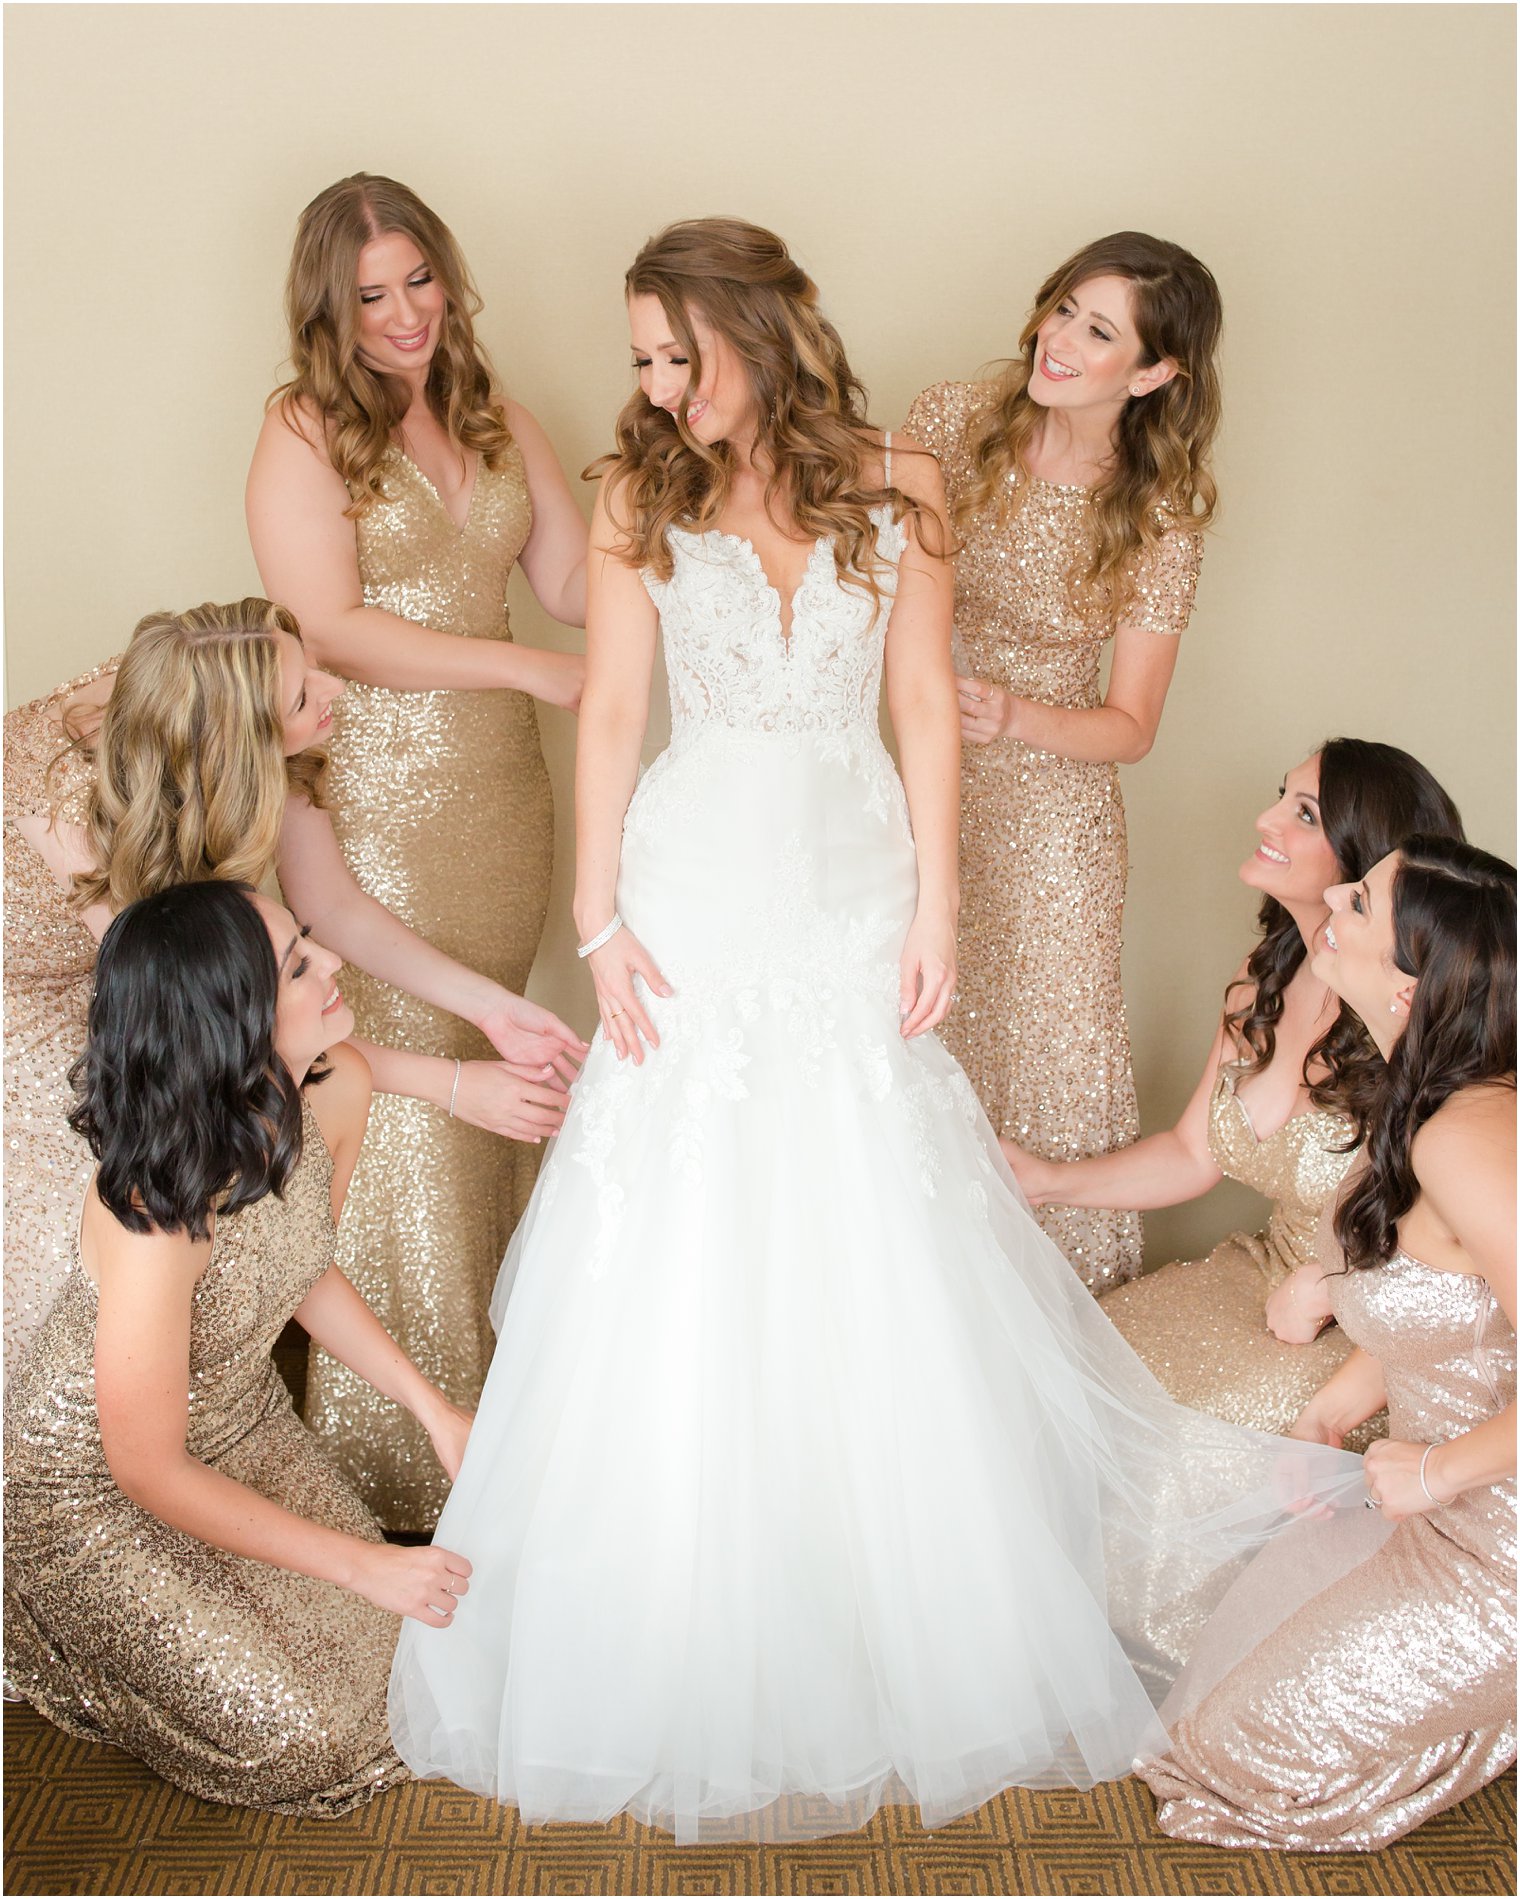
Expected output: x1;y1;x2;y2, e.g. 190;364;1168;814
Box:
4;1704;1513;1895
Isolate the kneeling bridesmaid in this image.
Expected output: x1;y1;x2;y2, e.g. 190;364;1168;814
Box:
3;882;472;1815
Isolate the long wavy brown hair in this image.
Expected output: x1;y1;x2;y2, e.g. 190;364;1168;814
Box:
1221;740;1465;1123
269;173;513;517
61;599;328;915
590;217;941;597
1334;837;1516;1271
957;231;1222;619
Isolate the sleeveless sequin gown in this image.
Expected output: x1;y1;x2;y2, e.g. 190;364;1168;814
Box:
3;1102;409;1815
904;382;1201;1293
1143;1250;1516;1849
1101;1068;1382;1447
313;442;555;1530
2;661;116;1376
389;464;1369;1842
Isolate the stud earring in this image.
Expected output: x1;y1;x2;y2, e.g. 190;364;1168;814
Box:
1129;385;1144;397
1389;1000;1401;1014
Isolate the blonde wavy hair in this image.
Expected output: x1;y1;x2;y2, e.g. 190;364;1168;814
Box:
590;217;942;597
62;600;328;915
269;173;513;516
958;231;1222;619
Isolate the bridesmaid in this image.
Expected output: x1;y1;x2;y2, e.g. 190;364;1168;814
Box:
4;882;473;1813
1143;834;1515;1849
246;174;587;1529
1003;738;1463;1439
2;600;580;1379
906;232;1221;1290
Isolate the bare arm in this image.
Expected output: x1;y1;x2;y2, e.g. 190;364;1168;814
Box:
246;401;581;704
959;621;1180;765
883;437;959;1038
1291;1345;1390;1445
506;400;588;626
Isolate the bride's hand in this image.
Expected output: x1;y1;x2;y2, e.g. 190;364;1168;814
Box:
899;908;956;1038
589;926;673;1065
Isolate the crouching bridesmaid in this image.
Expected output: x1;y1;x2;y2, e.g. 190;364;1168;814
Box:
3;882;472;1814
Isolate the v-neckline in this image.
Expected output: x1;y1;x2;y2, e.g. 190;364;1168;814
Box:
393;445;481;534
1223;1069;1321;1148
705;527;827;653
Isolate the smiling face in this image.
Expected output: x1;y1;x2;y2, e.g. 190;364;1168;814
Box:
1311;853;1414;1036
628;292;758;448
276;633;343;756
1030;273;1174;413
254;895;353;1078
355;231;447;377
1240;755;1341;919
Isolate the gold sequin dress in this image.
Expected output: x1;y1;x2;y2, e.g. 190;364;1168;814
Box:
2;662;115;1376
1143;1251;1516;1849
313;443;554;1530
1100;1068;1378;1443
3;1101;409;1816
905;382;1201;1292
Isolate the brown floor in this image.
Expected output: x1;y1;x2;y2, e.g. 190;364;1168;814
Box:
3;1703;1513;1896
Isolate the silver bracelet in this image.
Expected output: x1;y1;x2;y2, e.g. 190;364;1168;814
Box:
576;913;623;959
447;1058;462;1118
1418;1442;1448;1506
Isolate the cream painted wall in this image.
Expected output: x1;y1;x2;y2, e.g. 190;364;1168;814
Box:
5;4;1514;1266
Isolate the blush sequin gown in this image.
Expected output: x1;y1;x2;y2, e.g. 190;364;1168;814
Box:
1142;1248;1516;1849
905;382;1201;1293
313;442;555;1530
2;663;115;1376
389;456;1371;1843
1101;1067;1382;1447
3;1102;409;1815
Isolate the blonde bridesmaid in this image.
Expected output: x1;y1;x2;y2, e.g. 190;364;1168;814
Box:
906;232;1221;1291
247;175;588;1530
1003;738;1463;1440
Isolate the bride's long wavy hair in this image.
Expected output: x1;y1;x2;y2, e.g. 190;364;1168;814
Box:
956;231;1222;620
269;173;514;517
589;217;941;598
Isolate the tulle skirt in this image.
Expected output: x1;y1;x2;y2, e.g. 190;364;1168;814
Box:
389;729;1371;1841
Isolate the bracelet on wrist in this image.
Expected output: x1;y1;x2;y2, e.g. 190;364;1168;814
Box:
447;1058;462;1118
1418;1441;1451;1506
576;914;623;959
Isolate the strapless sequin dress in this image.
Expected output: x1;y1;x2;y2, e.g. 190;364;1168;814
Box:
314;443;555;1530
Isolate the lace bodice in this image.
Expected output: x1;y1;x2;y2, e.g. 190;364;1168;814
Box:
642;507;907;744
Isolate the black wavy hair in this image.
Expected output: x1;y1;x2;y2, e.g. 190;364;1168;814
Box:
1335;836;1516;1271
1223;739;1465;1122
68;881;307;1237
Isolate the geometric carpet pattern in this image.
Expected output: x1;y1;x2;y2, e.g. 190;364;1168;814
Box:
6;1705;1514;1895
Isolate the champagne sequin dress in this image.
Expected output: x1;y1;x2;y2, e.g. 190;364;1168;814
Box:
314;442;554;1530
1101;1067;1379;1444
2;662;114;1376
905;382;1201;1292
1142;1251;1516;1849
3;1102;409;1816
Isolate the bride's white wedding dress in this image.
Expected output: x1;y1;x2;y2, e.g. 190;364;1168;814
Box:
389;460;1373;1841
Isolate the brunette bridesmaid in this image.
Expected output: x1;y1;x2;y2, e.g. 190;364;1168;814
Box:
906;233;1221;1290
247;175;587;1528
1143;835;1515;1849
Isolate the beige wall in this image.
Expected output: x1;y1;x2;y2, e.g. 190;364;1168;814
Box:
5;4;1514;1265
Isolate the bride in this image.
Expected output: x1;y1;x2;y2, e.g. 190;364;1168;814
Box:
389;218;1369;1841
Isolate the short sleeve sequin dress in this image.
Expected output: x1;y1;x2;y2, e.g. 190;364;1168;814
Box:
905;382;1200;1292
1100;1067;1383;1448
3;1102;410;1816
1142;1248;1516;1849
2;662;115;1376
311;441;554;1531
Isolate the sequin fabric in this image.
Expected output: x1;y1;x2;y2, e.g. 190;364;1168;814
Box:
1143;1249;1516;1849
2;660;117;1375
905;382;1200;1292
312;444;554;1530
3;1102;409;1816
1101;1069;1383;1446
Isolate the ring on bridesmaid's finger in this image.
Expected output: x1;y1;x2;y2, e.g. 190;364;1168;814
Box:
1364;1495;1382;1510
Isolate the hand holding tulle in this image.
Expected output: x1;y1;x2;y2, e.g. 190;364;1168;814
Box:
350;1542;472;1627
423;1397;475;1482
1362;1437;1449;1522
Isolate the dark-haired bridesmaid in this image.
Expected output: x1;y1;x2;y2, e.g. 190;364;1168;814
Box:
906;232;1221;1291
246;174;587;1529
3;882;473;1813
1143;835;1516;1849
